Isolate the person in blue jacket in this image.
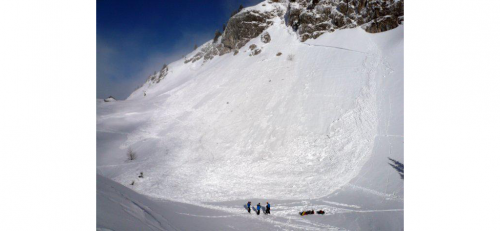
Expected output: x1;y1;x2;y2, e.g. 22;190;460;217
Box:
266;202;270;214
247;201;251;213
256;203;261;215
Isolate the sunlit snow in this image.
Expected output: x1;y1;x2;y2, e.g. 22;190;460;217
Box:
97;15;403;230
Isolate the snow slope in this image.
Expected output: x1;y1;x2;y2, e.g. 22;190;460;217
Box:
98;170;402;231
97;11;403;230
97;174;275;231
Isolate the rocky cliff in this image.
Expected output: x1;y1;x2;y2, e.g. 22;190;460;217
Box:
287;0;404;41
152;0;403;84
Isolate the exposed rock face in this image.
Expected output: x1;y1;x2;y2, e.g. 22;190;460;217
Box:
157;64;168;83
184;4;285;65
138;1;405;95
363;15;401;33
147;64;169;84
152;0;403;83
222;11;274;49
184;10;274;65
183;0;404;65
286;0;404;41
261;31;271;43
183;41;231;64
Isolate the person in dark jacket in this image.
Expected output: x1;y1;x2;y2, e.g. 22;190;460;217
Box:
300;210;315;216
256;203;261;215
247;201;251;213
266;202;271;214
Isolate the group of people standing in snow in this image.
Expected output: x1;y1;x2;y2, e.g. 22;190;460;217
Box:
246;201;270;215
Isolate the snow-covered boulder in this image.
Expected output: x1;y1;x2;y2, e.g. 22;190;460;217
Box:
260;31;271;43
103;96;116;102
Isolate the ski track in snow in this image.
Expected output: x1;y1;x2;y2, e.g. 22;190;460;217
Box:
189;198;401;231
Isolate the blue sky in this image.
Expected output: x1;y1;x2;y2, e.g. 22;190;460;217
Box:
97;0;263;99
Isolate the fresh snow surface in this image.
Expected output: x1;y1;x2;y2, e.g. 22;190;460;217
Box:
97;17;403;230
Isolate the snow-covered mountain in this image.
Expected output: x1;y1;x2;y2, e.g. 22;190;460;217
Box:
97;0;403;230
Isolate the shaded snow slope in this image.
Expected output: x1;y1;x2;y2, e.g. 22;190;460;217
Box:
97;174;274;231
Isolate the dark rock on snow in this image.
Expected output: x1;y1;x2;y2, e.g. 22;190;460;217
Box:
260;31;271;43
251;48;262;56
222;11;274;49
104;96;116;102
286;0;404;41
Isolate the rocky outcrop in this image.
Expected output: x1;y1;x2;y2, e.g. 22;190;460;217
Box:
222;11;274;49
363;15;401;33
104;96;116;102
251;48;262;56
139;1;405;93
147;64;169;84
184;3;284;65
261;31;271;43
150;0;404;86
179;0;404;72
183;41;231;64
183;0;404;64
248;44;262;56
286;0;404;41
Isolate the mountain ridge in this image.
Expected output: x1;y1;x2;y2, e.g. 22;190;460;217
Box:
135;0;403;91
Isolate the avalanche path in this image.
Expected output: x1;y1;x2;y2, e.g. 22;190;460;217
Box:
97;16;404;230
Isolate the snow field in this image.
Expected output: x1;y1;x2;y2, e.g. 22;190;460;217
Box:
97;12;404;231
99;21;386;202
